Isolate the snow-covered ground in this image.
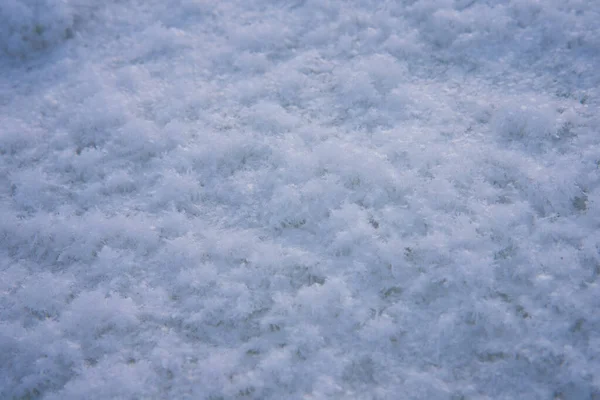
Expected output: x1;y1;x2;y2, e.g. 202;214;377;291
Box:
1;0;599;398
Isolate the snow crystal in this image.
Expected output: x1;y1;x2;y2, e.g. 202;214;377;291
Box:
1;0;599;399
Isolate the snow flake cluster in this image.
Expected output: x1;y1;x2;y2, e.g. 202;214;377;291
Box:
1;0;599;399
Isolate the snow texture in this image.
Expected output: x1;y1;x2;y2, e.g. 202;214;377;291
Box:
1;0;599;399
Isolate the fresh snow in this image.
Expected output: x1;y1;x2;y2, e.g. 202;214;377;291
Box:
1;0;599;399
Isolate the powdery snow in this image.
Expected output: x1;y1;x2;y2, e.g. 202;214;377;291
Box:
1;0;599;399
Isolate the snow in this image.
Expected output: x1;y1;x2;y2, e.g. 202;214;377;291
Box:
1;0;599;398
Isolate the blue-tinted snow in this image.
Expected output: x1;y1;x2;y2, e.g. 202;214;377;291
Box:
1;0;599;399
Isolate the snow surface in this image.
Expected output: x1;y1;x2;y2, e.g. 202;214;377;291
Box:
1;0;599;399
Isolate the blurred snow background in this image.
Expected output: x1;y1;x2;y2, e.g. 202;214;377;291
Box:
1;0;599;399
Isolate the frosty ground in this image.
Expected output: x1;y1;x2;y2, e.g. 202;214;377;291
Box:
1;0;599;399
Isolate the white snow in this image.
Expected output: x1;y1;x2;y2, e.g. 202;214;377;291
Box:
1;0;599;399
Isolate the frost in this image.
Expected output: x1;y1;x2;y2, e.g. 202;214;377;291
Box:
1;0;599;399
